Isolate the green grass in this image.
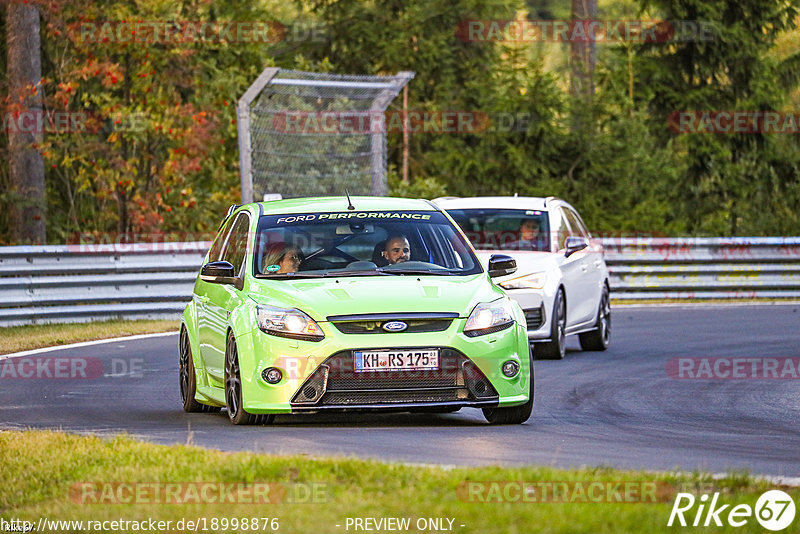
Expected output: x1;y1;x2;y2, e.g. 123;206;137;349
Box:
0;320;179;355
0;430;795;533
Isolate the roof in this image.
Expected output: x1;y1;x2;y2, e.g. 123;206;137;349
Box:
433;196;553;211
252;196;437;216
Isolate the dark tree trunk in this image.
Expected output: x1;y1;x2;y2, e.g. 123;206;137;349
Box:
6;3;46;244
570;0;597;130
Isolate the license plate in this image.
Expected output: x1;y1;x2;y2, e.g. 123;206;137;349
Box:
353;349;439;372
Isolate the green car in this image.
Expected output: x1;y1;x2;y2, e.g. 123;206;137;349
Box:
179;196;533;425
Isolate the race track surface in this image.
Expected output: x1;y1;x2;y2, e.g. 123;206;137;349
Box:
2;306;799;476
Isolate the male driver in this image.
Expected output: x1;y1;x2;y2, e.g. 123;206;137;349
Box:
514;218;545;251
382;235;411;264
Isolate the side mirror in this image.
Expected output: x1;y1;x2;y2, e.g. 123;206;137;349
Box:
565;236;589;258
488;254;517;278
200;261;239;286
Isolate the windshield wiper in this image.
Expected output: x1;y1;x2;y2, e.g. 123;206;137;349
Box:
329;270;391;277
376;267;456;276
255;272;329;279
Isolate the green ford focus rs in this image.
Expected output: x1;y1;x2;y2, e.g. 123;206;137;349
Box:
179;196;534;425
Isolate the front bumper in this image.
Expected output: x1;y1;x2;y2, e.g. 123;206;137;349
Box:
233;317;531;414
503;289;551;341
290;348;499;412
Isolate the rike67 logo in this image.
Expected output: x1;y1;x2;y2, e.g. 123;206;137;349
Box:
668;490;796;530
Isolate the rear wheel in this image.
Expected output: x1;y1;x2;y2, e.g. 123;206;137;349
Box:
537;289;566;360
179;327;220;413
482;345;534;425
225;332;275;426
579;285;611;351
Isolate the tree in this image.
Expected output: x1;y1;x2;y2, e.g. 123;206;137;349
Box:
637;0;800;235
5;2;46;244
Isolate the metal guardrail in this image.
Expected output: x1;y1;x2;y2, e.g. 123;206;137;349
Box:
0;243;209;327
0;237;798;327
601;237;800;300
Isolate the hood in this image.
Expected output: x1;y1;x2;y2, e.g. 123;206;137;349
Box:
474;250;560;284
247;273;503;321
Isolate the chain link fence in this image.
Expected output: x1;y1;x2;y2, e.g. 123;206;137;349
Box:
237;68;414;203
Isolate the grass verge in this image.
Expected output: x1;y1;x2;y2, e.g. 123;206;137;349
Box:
1;430;795;533
0;320;178;355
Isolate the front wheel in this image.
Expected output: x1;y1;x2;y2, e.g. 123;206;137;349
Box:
579;285;611;351
225;332;275;426
482;345;534;425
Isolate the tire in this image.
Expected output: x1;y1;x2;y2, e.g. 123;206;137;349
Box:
579;285;611;351
179;327;220;413
482;344;534;425
225;331;275;425
537;288;566;360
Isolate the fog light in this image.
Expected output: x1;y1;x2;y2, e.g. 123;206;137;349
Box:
262;367;283;384
502;360;520;378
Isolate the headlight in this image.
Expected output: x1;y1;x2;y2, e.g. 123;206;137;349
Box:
255;305;324;342
499;271;547;290
464;299;515;337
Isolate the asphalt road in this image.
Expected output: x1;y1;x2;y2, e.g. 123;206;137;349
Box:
2;306;799;477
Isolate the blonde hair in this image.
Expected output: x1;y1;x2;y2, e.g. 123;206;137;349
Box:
262;244;302;273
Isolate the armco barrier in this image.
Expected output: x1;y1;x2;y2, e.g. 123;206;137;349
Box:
0;237;798;327
601;237;800;300
0;242;210;327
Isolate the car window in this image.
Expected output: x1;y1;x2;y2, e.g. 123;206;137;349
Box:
444;208;551;252
252;210;482;278
208;214;236;262
220;213;250;276
571;209;592;238
563;208;588;239
554;208;571;250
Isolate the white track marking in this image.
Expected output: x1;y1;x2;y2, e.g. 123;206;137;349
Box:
0;331;177;360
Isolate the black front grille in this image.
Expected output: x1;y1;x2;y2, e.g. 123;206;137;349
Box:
323;389;467;405
524;307;544;329
291;348;498;408
332;319;453;334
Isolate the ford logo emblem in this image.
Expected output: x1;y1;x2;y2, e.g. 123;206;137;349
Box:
382;321;408;332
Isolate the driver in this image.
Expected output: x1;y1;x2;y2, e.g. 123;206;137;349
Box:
262;244;303;274
382;235;411;264
515;219;544;251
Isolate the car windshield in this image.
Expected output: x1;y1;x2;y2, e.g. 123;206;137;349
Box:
253;210;483;278
445;208;551;252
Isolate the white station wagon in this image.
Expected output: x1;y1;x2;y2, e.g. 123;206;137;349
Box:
436;196;610;359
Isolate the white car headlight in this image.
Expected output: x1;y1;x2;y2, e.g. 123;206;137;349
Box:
499;271;547;290
464;299;515;337
255;305;324;341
